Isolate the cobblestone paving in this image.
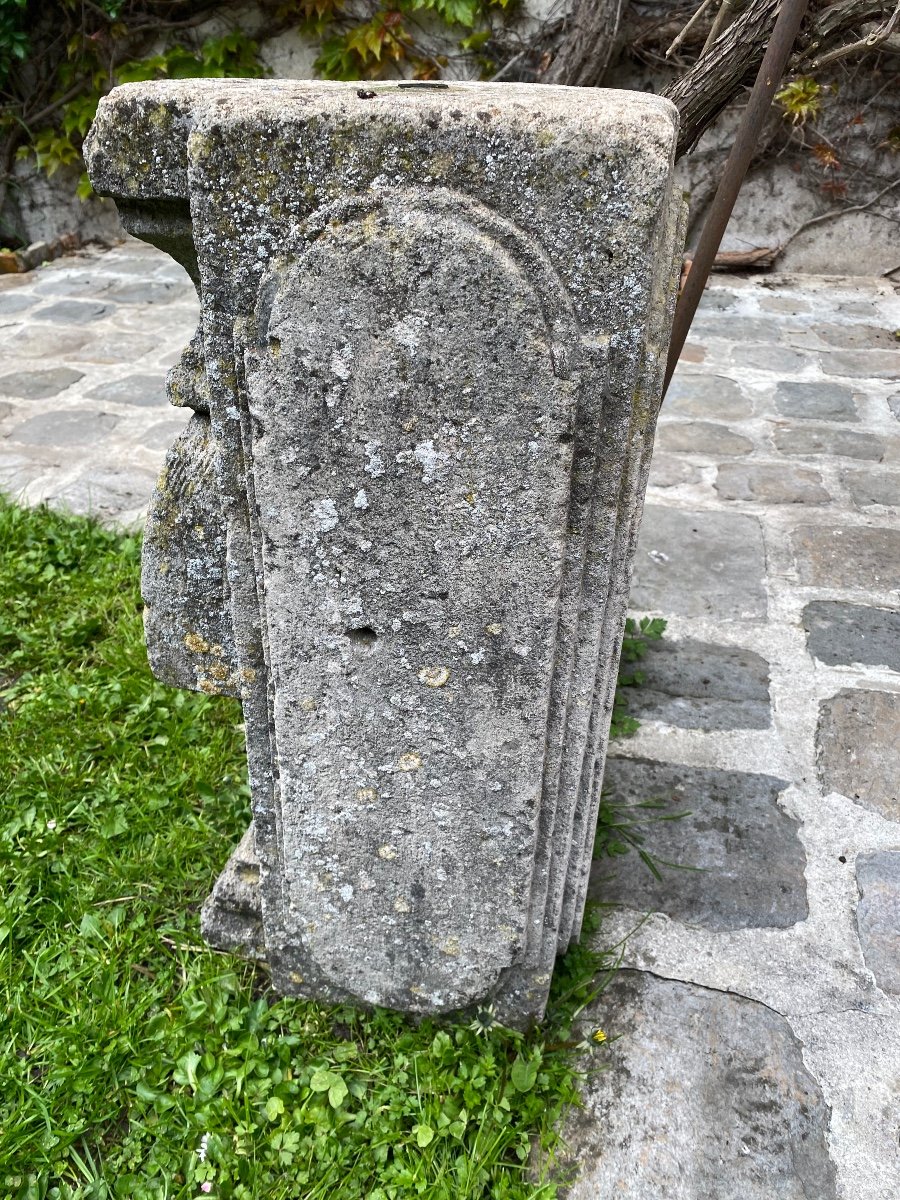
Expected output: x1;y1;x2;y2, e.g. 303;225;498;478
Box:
2;243;899;1198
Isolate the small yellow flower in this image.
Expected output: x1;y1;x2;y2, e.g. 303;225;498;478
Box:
592;1029;607;1045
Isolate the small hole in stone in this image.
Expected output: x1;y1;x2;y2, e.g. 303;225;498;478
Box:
346;625;378;648
838;855;846;863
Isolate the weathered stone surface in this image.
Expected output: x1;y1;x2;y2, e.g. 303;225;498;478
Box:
33;299;111;324
774;426;884;461
855;851;900;994
646;454;699;487
48;465;158;523
792;525;900;590
6;409;118;446
691;315;781;341
141;414;238;697
715;462;830;504
105;280;182;305
140;418;190;449
804;601;900;671
731;344;808;374
68;333;158;364
622;638;770;730
656;419;754;456
774;380;857;421
86;79;685;1024
0;292;35;316
819;350;899;379
561;971;837;1200
591;758;804;928
664;373;752;420
7;327;89;357
841;469;900;507
817;689;900;820
630;506;767;619
810;323;898;351
0;367;84;399
86;373;167;407
200;824;265;959
889;394;900;421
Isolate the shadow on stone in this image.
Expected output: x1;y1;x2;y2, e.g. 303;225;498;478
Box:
623;638;770;730
590;758;805;930
558;970;838;1200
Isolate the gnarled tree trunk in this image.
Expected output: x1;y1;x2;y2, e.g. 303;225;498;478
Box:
544;0;624;86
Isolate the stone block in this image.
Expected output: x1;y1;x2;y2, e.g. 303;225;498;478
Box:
656;420;753;456
819;350;900;378
804;601;900;671
773;426;884;461
560;971;837;1200
6;409;118;447
630;506;767;620
855;851;900;994
792;525;900;590
841;469;900;507
48;465;159;524
0;367;84;399
731;344;808;374
33;299;111;324
86;373;167;407
817;689;900;820
774;380;857;421
715;462;830;504
664;373;752;420
592;758;804;929
622;638;771;730
86;79;684;1026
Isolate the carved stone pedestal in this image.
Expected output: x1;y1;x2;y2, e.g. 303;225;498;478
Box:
86;78;683;1026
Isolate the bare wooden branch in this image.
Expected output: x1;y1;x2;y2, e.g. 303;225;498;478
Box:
664;0;896;158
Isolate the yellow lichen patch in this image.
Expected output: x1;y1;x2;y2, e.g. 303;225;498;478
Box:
238;866;260;885
377;844;398;860
438;937;460;958
158;561;169;576
198;678;222;695
418;665;450;688
208;663;230;681
289;972;304;986
393;896;411;914
193;524;205;540
485;622;503;636
356;786;378;803
239;667;257;683
300;697;317;713
397;752;422;772
184;631;211;654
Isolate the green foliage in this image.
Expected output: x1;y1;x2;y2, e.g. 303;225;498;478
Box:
0;0;28;86
610;615;666;740
310;0;511;80
775;76;824;126
0;497;617;1200
13;28;264;193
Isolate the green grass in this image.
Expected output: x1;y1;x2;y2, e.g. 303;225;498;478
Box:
0;498;633;1200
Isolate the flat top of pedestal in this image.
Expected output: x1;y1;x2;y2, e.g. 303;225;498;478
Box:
85;78;678;202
